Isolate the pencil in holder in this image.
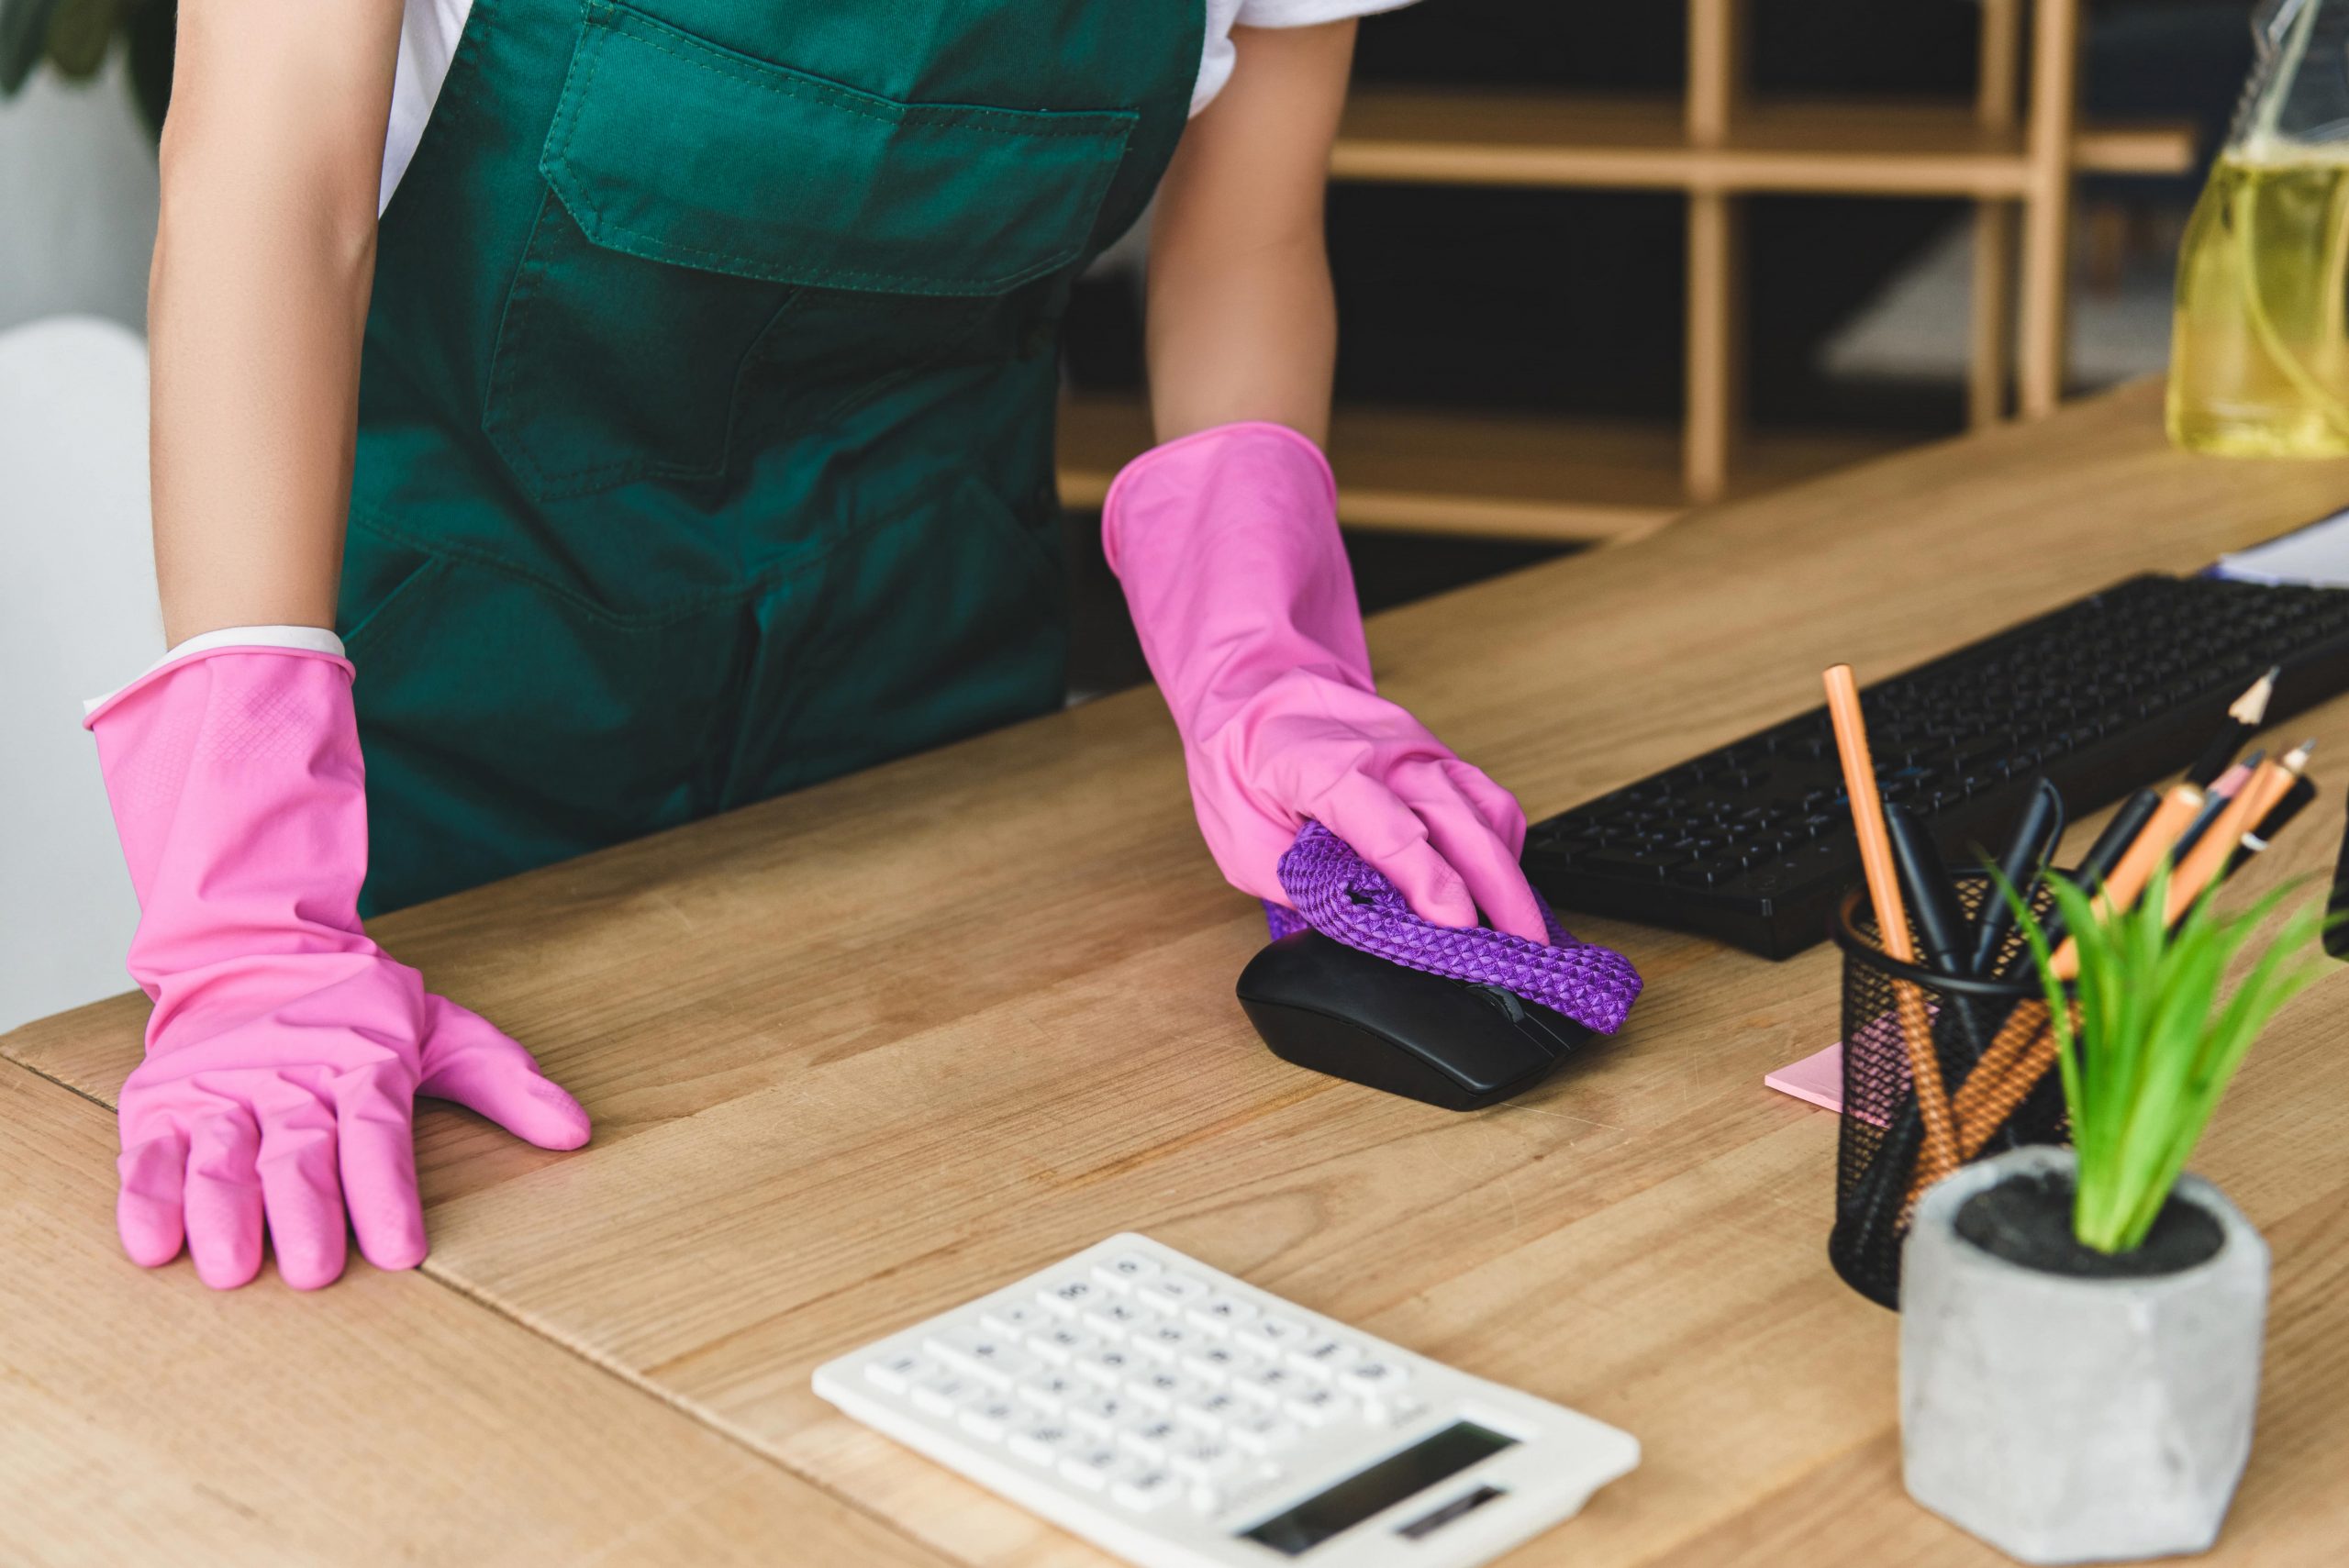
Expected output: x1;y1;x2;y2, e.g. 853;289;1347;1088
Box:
1826;873;2070;1309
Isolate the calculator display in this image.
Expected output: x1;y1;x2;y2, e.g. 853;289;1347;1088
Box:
1239;1422;1517;1555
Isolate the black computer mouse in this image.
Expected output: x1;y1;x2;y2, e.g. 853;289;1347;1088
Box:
1235;929;1595;1111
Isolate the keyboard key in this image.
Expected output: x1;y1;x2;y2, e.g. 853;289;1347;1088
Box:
957;1396;1021;1443
1016;1372;1081;1411
1059;1444;1127;1491
911;1373;979;1418
863;1352;925;1395
1036;1278;1104;1317
1025;1324;1098;1365
1092;1251;1163;1291
1008;1421;1077;1466
1110;1464;1180;1513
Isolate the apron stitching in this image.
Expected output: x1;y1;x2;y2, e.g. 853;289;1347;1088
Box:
348;506;843;629
551;13;1130;294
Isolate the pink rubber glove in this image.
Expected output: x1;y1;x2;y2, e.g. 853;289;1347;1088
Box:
85;646;590;1290
1104;420;1548;942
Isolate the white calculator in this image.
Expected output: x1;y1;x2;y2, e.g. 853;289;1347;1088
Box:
812;1234;1638;1568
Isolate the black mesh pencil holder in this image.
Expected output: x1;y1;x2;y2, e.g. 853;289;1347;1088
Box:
1826;872;2071;1309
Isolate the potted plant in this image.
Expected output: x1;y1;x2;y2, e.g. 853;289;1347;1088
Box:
1899;865;2327;1564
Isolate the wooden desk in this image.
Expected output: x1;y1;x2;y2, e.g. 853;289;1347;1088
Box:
10;380;2349;1565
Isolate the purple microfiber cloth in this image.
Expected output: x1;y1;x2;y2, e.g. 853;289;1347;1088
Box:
1264;820;1642;1034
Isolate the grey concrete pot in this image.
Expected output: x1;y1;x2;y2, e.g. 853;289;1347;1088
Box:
1899;1146;2268;1563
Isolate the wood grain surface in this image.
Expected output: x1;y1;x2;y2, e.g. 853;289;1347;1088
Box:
10;379;2349;1564
0;1062;954;1568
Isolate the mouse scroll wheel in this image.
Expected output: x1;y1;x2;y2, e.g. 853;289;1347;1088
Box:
1464;984;1527;1022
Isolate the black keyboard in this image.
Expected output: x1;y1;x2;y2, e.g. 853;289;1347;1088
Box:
1521;574;2349;959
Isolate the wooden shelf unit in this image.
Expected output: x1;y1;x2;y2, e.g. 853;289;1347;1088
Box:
1056;0;2198;544
1058;395;1909;543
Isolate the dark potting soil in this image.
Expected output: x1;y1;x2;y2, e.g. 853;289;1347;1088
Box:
1954;1169;2226;1280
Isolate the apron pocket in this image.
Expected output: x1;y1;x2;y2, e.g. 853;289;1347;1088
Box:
484;0;1136;501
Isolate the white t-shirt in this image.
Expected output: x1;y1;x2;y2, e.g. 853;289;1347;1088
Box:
381;0;1418;213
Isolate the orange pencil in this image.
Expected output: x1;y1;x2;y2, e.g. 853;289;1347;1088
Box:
1822;664;1960;1185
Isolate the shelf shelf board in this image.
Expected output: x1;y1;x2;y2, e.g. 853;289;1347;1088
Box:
1330;90;2197;195
1057;396;1908;545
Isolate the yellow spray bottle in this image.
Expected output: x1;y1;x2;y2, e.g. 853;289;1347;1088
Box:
2170;0;2349;455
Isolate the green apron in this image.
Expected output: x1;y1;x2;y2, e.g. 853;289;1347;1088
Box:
343;0;1201;913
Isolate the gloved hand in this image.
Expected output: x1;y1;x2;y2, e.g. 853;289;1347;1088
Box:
86;643;590;1289
1104;421;1547;943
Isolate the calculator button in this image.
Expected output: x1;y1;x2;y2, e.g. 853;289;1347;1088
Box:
1338;1359;1411;1395
980;1301;1049;1338
1130;1321;1196;1362
1084;1300;1149;1337
1236;1316;1312;1357
1025;1325;1098;1365
1136;1274;1211;1314
1187;1295;1258;1332
1059;1444;1127;1490
1074;1346;1143;1388
1170;1438;1244;1485
1111;1465;1179;1513
1225;1412;1302;1456
1063;1392;1133;1435
1127;1367;1198;1410
911;1373;979;1418
1008;1422;1077;1466
958;1397;1021;1443
1175;1389;1245;1432
925;1329;1035;1387
1117;1415;1186;1458
863;1352;925;1395
1182;1345;1255;1385
1037;1278;1102;1317
1288;1338;1363;1380
1283;1387;1357;1429
1016;1373;1080;1411
1092;1252;1163;1291
1232;1365;1305;1405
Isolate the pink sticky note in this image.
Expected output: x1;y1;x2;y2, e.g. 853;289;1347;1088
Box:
1765;1042;1844;1114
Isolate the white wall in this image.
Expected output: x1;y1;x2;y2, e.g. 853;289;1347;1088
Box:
0;52;159;335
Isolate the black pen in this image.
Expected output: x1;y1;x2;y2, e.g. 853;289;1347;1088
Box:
2032;785;2162;957
1885;803;1972;976
2223;774;2316;880
1970;777;2065;976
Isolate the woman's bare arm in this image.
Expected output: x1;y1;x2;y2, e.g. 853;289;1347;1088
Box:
149;0;403;646
1143;20;1355;446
